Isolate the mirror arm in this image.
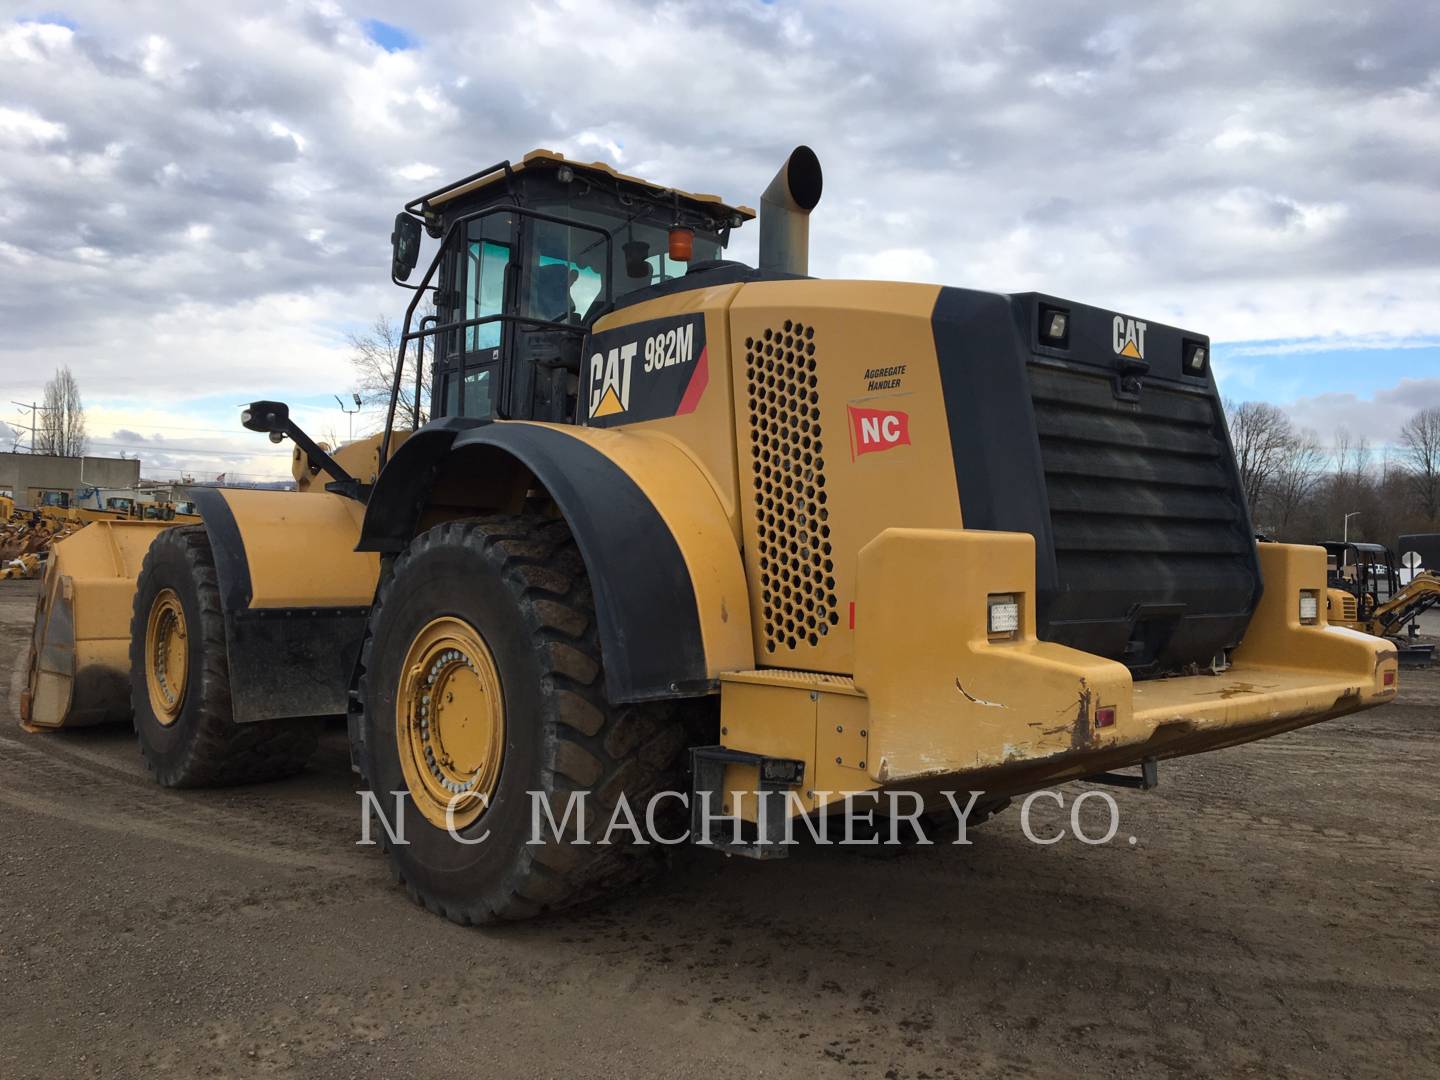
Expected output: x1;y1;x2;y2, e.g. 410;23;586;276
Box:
281;422;355;489
242;400;364;500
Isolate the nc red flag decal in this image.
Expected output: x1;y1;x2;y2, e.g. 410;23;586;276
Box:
848;405;911;459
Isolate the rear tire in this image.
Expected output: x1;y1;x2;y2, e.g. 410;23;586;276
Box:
129;525;321;787
355;515;700;925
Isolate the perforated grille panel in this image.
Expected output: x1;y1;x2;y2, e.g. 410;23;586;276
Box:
744;320;839;653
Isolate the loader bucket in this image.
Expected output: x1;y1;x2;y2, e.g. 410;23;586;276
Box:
20;520;173;731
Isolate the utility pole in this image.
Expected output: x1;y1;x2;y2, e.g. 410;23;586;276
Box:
10;401;48;454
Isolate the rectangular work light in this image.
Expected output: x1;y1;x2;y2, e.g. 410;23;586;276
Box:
1039;306;1070;347
987;594;1020;638
1299;590;1319;625
1184;341;1209;376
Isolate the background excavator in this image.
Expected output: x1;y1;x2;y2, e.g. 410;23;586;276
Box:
20;146;1398;924
1324;540;1439;666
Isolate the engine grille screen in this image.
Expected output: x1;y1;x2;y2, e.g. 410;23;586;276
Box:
744;320;839;653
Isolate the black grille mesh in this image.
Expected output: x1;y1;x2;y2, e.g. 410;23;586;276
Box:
744;320;839;653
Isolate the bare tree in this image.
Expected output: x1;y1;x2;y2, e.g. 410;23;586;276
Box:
1226;400;1294;518
1331;427;1371;488
1399;406;1440;522
1267;428;1326;533
348;315;430;432
36;366;87;457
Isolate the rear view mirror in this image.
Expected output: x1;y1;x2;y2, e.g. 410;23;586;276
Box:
391;213;422;281
623;240;651;280
241;400;289;434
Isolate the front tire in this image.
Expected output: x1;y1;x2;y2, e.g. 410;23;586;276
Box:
129;526;321;787
355;515;697;925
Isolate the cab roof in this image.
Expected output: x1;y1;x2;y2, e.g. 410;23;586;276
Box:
414;149;756;221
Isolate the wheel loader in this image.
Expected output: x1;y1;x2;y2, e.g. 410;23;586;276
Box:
21;147;1398;924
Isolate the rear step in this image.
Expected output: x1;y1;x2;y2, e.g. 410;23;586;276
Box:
1086;756;1159;791
689;745;805;859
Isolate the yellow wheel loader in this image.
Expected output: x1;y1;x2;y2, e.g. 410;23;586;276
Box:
23;147;1398;923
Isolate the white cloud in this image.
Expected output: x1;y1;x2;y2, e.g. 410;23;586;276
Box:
1282;379;1440;448
837;248;939;282
0;20;74;62
1227;336;1440;358
0;0;1436;477
0;105;66;144
395;162;439;182
574;131;625;163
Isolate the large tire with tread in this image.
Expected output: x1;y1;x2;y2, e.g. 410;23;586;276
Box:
129;525;321;787
355;514;700;925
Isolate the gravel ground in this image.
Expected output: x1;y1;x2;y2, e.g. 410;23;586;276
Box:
1;576;1437;1079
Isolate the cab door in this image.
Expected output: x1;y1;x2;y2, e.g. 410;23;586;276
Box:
434;214;515;420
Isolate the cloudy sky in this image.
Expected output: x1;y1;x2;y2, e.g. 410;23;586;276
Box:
1;0;1437;482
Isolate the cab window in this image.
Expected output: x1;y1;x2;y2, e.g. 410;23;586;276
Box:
525;219;606;324
444;368;493;418
465;237;510;351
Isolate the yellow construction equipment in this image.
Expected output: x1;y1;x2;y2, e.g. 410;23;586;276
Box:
1;512;79;580
1324;540;1438;665
140;500;202;524
23;147;1397;923
2;552;41;580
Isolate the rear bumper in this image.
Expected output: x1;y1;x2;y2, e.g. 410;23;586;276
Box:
718;534;1396;812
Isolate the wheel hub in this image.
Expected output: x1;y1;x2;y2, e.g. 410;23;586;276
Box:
397;616;505;830
144;588;189;726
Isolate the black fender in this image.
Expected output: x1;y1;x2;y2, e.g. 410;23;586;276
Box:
186;487;371;723
358;420;710;703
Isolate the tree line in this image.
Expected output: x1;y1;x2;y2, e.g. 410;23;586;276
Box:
1226;400;1440;548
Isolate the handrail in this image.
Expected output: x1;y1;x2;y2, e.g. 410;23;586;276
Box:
403;160;513;216
412;313;436;429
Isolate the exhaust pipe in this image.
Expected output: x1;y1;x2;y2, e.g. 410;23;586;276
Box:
758;145;823;276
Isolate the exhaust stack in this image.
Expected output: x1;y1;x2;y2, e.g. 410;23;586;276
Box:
758;145;823;276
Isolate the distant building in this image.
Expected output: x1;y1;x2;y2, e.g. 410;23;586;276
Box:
0;452;142;509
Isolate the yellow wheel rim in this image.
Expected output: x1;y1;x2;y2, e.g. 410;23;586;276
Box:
396;616;505;830
144;588;189;726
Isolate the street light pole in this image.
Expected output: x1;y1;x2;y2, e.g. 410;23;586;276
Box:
334;394;361;443
1343;511;1360;542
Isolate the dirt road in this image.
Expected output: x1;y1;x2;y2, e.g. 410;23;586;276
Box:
2;577;1437;1079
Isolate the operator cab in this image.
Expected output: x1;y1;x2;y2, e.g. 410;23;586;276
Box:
390;151;754;427
1324;541;1399;618
32;489;70;509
